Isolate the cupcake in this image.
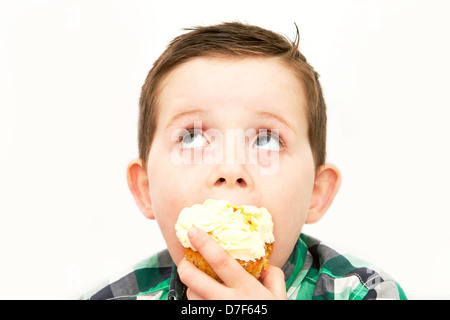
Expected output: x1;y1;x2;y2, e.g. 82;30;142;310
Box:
175;199;275;282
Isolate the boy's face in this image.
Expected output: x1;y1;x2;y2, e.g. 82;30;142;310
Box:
132;57;328;268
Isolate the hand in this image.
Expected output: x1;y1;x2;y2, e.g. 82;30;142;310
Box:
177;227;287;300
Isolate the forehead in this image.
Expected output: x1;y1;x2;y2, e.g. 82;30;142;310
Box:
157;56;308;133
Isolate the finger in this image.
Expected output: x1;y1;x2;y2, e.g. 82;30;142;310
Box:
177;258;228;299
187;227;251;288
186;287;204;300
260;265;287;300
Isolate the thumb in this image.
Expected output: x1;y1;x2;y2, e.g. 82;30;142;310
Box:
260;265;287;300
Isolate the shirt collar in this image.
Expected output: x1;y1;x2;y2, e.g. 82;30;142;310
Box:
283;236;308;284
168;263;186;300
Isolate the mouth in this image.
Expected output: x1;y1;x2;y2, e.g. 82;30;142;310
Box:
198;197;261;209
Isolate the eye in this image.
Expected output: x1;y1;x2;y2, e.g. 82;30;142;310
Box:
253;130;284;151
179;129;208;149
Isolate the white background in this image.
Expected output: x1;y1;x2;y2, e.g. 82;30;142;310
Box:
1;0;449;299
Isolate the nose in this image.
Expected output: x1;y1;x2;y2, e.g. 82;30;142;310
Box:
215;177;247;188
209;164;253;190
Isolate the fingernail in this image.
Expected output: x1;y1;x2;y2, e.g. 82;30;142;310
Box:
188;227;198;238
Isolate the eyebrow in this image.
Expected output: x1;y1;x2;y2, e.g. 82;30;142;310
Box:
255;111;296;133
164;108;295;133
165;108;208;130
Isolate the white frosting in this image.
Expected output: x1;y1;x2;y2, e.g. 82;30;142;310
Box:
175;199;274;261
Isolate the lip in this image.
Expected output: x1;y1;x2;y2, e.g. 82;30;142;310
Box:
195;197;262;209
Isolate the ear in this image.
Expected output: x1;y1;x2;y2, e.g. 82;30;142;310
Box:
126;158;155;220
306;163;342;224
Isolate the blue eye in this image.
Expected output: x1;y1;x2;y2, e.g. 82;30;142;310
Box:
254;130;283;151
179;129;207;149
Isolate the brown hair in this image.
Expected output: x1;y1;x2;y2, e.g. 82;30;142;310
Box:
138;22;326;172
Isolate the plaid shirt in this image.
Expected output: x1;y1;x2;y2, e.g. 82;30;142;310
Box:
82;234;406;300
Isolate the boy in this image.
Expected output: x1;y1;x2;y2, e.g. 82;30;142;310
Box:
84;22;406;300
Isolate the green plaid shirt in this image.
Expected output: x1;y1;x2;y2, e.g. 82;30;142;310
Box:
83;234;406;300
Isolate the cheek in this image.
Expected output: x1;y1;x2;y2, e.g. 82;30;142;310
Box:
147;142;211;264
148;178;187;265
272;155;315;214
147;146;189;262
148;164;185;229
263;157;315;266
